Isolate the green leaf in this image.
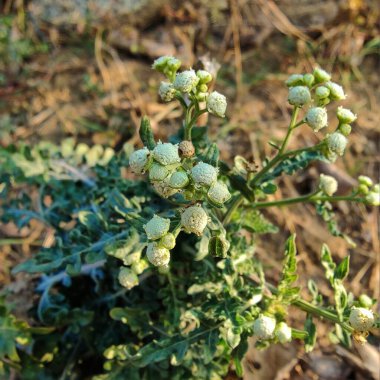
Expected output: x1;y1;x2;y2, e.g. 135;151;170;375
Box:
209;236;228;258
304;315;317;353
334;256;350;281
242;211;278;234
320;244;335;283
78;210;102;231
261;183;277;195
139;116;156;150
202;143;219;167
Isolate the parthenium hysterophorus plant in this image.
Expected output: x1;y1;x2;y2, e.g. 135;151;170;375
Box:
0;56;379;379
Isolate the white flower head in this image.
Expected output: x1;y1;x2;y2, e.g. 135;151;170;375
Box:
206;91;227;117
181;205;208;236
144;215;170;240
118;267;139;289
207;182;231;205
337;106;357;124
152;142;180;166
327;132;348;156
365;192;380;206
129;147;151;174
159;82;176;102
349;307;375;332
253;315;276;340
319;174;338;196
146;242;170;267
305;107;328;132
275;322;292;343
191;162;218;187
326;81;346;100
173;70;199;93
288;86;311;107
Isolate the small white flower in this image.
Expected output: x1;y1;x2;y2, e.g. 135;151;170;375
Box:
313;67;331;83
197;70;212;84
207;182;231;205
129;147;151;174
285;74;304;87
181;205;208;236
326;82;346;100
327;132;348;156
173;70;199;93
169;171;189;189
206;91;227;117
118;267;139;289
191;162;218;187
336;107;357;124
305;107;328;132
152;142;180;166
144;215;170;240
253;315;276;340
146;242;170;267
358;176;373;188
349;307;375;332
319;174;338;196
288;86;311;107
275;322;292;343
159;82;176;102
159;233;176;250
365;192;380;206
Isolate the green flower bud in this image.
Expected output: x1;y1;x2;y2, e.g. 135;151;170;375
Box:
313;67;331;83
76;143;90;156
144;215;170;240
167;57;181;71
275;322;292;343
129;147;151;174
206;91;227;117
374;184;380;193
285;74;304;87
358;184;369;195
339;124;352;136
146;242;170;267
159;82;176;102
191;162;218;187
315;86;330;99
197;70;212;84
207;182;231;205
131;259;149;275
173;70;199;93
153;142;180;166
196;92;208;101
198;83;209;93
288;86;311;107
169;170;189;189
305;107;328;132
327;132;348;156
319;174;338;196
149;163;171;182
153;178;179;198
358;175;373;187
152;56;171;71
118;267;139;289
303;73;315;87
253;315;276;340
159;233;176;250
181;205;208;236
337;107;357;124
178;140;195;158
365;192;380;206
358;294;373;309
349;307;375;332
326;81;346;100
123;251;141;266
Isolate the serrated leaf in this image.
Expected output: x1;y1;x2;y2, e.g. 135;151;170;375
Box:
334;256;350;281
242;211;278;234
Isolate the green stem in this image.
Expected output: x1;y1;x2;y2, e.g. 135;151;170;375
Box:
279;107;299;155
222;195;244;226
185;109;208;141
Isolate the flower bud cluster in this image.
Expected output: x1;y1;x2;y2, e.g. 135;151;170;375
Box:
253;315;293;343
357;177;380;206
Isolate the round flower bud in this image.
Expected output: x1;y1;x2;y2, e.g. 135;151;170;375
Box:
173;70;199;93
169;171;189;189
131;259;149;275
303;73;314;87
275;322;292;343
146;242;170;267
315;86;330;99
198;83;209;93
179;140;195;158
358;294;373;309
159;233;176;250
285;74;304;87
288;86;311;107
149;163;170;182
197;70;212;84
196;92;208;101
152;142;180;166
152;56;171;71
207;182;231;205
153;179;179;198
319;174;338;196
326;82;346;100
339;124;352;136
349;307;375;332
327;132;347;156
159;82;176;102
166;57;181;71
144;215;170;241
191;162;218;187
129;147;151;174
373;184;380;193
118;267;139;289
365;192;380;206
305;107;328;132
313;67;331;83
253;315;276;340
207;91;227;118
337;107;357;124
358;184;369;195
358;176;373;188
181;205;208;236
